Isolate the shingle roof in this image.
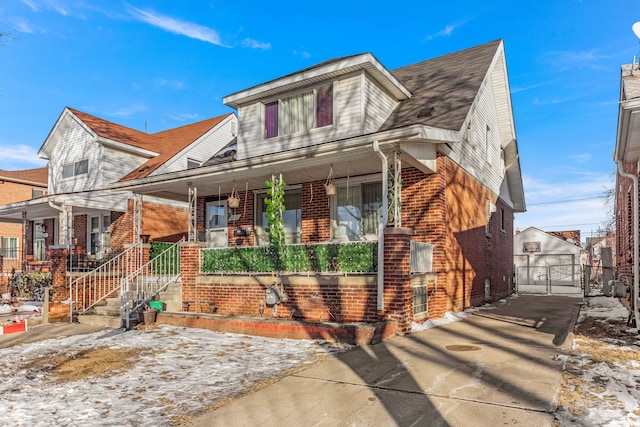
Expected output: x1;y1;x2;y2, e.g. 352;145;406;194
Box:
0;167;48;185
120;113;233;181
68;108;159;152
381;40;501;132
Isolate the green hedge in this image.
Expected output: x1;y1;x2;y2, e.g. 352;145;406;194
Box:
201;242;377;274
12;272;52;301
150;241;180;274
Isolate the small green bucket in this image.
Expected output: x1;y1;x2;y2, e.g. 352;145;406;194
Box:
149;300;164;312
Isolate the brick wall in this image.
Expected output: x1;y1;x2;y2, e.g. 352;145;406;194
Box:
301;180;331;242
188;274;379;323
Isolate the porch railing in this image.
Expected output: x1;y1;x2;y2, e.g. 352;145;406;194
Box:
73;243;142;315
121;239;183;329
410;241;434;274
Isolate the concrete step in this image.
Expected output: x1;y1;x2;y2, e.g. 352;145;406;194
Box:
94;305;120;316
77;313;122;328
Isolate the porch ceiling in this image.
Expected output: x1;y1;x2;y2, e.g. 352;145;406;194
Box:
125;150;387;202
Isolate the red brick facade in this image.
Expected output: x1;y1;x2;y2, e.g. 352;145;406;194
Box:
181;158;515;331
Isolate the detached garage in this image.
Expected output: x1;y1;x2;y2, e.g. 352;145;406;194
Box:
514;227;582;294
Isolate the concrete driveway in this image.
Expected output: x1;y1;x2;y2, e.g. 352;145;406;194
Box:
187;295;583;427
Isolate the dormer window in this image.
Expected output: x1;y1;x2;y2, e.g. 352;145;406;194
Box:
264;84;333;139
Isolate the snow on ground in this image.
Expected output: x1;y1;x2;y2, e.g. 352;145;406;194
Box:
555;296;640;427
0;325;345;426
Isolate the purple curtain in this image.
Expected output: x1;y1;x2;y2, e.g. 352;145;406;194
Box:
265;102;278;138
316;85;333;128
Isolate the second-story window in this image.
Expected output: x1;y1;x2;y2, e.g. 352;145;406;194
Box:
62;159;88;179
264;84;333;139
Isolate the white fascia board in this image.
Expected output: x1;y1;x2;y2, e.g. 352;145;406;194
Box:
99;137;158;157
38;108;91;159
224;54;411;109
108;125;436;192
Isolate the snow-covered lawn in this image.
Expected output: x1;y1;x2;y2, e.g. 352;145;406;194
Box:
0;325;344;426
555;296;640;426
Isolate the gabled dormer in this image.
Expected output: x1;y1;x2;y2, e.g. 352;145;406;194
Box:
223;53;412;161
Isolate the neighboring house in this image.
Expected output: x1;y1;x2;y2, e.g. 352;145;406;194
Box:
111;39;525;333
513;227;581;294
0;108;237;268
0;168;48;275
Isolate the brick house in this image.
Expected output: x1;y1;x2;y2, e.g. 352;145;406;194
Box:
112;40;525;334
0;108;237;270
614;61;640;322
0;168;48;277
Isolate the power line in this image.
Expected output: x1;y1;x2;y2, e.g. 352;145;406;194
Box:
527;196;604;206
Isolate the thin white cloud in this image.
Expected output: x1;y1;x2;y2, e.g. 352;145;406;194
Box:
532;96;575;106
19;0;39;12
87;104;146;119
126;5;227;47
424;20;468;41
167;113;201;122
241;38;271;50
511;82;546;94
153;78;186;90
11;17;34;34
0;144;47;167
293;49;311;58
570;153;592;163
541;49;611;71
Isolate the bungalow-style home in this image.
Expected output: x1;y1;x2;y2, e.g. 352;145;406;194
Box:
0;107;237;271
614;60;640;323
107;39;525;335
0;168;48;276
513;227;581;294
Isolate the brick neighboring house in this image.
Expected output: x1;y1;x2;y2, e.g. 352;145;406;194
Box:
614;61;640;322
112;40;526;334
0;108;237;271
0;168;48;278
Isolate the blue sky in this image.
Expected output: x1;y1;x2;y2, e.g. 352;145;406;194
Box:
0;0;637;243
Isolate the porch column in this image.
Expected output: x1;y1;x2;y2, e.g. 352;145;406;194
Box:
382;227;413;335
21;211;27;271
132;194;142;245
180;241;204;312
188;185;197;242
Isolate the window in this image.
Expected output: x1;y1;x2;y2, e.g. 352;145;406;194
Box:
89;214;110;259
500;207;505;232
1;237;18;259
333;182;382;240
256;190;302;245
34;222;46;261
413;283;428;316
62;159;88;179
485;200;495;237
32;188;46;199
264;84;333;139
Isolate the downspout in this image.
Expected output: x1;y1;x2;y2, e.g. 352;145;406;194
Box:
49;201;72;324
616;162;640;328
373;141;388;311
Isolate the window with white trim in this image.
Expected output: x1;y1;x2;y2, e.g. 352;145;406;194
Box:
1;237;18;259
89;214;110;259
264;84;333;139
332;182;382;240
255;189;302;245
62;159;88;179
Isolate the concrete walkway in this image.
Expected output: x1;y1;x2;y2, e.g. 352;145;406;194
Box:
186;295;583;427
0;322;109;349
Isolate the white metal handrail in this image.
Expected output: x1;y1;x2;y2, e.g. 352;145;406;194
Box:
73;243;142;315
121;239;183;329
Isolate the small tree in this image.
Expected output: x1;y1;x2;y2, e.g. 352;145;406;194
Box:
265;173;286;271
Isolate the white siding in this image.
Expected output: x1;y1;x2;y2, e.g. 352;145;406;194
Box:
448;76;508;203
363;73;398;134
235;73;363;161
49;118;102;194
101;147;150;185
153;115;237;174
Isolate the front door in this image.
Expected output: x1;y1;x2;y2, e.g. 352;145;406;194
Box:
206;201;228;248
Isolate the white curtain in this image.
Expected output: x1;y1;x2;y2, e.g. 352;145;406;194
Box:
280;90;314;135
